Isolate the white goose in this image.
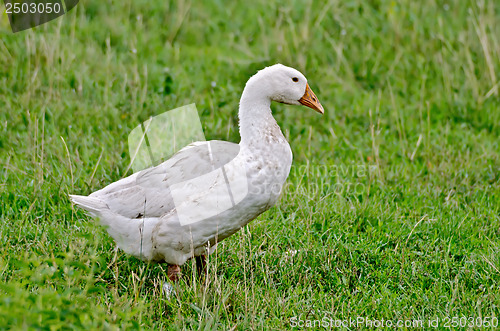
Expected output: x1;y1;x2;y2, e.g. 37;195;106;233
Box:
70;64;323;283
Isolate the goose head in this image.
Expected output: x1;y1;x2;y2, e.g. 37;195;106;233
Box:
242;64;324;114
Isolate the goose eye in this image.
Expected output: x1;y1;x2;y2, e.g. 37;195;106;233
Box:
292;77;299;82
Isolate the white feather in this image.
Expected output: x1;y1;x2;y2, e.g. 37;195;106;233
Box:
71;64;307;265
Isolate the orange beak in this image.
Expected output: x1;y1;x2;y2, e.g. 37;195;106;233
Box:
299;83;324;114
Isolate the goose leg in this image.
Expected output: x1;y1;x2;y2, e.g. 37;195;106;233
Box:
195;255;207;280
167;264;182;282
162;264;181;298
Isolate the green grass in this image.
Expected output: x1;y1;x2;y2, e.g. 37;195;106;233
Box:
1;0;499;329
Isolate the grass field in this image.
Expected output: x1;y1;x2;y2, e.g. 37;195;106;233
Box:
1;0;499;329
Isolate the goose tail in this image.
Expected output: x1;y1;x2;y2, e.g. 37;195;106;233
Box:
69;194;109;217
69;194;158;261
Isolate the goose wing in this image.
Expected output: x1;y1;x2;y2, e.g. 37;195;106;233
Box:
88;141;240;219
